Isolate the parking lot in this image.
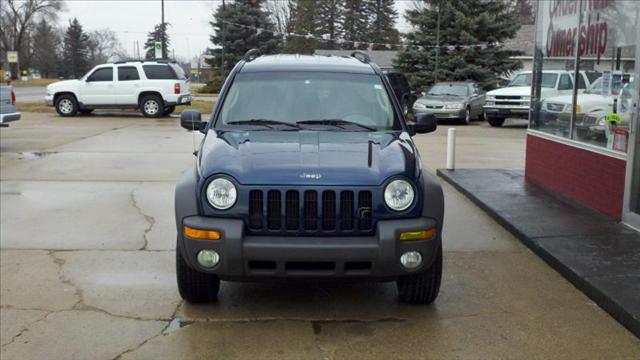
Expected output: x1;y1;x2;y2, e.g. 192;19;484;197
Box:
1;112;639;359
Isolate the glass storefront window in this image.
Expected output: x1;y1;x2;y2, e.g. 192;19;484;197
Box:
530;0;639;153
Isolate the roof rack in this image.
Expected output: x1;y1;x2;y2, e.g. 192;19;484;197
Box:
243;49;262;62
112;59;177;64
350;51;371;64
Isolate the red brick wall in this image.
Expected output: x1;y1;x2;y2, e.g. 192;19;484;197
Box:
525;134;626;220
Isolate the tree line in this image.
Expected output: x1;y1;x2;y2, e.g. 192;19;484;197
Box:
208;0;400;73
1;0;126;79
208;0;530;92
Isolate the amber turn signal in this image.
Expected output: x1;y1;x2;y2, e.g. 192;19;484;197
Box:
399;228;436;241
183;225;221;240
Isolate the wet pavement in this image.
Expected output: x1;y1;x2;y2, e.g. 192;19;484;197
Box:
1;113;639;359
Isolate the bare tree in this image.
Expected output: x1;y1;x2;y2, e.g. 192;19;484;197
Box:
0;0;65;79
87;29;127;66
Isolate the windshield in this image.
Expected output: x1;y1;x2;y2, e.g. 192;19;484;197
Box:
427;83;468;97
585;76;633;95
509;73;558;88
217;72;399;131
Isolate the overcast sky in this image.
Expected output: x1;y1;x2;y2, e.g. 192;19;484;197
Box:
59;0;416;61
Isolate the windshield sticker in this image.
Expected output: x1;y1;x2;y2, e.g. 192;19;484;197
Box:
374;84;382;89
305;80;311;84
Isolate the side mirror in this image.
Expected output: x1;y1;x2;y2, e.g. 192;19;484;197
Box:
180;109;206;132
409;113;437;135
421;91;426;97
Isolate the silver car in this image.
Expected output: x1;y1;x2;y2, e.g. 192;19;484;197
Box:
1;85;21;127
412;81;485;125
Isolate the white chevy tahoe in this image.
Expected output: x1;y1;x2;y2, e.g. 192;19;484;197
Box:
45;60;192;117
483;70;594;127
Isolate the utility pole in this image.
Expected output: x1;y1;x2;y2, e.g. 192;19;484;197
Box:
221;0;226;76
161;0;165;59
434;0;441;83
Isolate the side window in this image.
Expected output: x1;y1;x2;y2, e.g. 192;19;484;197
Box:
577;74;587;89
87;68;113;82
558;74;573;90
118;66;140;81
142;65;177;80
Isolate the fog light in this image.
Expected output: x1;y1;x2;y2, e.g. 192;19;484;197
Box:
197;250;220;268
400;251;423;270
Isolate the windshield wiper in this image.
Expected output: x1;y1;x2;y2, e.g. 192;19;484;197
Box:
296;119;377;131
226;119;300;130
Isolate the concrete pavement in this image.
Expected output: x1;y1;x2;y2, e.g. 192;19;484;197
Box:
1;113;638;359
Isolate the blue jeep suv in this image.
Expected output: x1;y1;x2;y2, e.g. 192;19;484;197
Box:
175;50;444;304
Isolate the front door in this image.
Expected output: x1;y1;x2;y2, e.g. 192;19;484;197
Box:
81;67;115;105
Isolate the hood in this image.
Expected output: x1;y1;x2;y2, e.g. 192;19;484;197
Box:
47;79;82;91
545;93;611;106
416;95;466;106
487;86;532;96
198;130;418;186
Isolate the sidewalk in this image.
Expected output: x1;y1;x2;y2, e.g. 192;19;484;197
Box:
437;168;640;338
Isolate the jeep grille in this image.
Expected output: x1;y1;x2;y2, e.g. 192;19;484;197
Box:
248;189;373;235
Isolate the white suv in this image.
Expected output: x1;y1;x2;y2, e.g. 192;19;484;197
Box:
45;60;192;117
483;70;594;127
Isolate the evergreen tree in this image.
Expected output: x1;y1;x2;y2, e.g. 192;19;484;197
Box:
285;0;318;54
366;0;399;49
32;19;61;78
315;0;345;50
144;23;170;59
62;18;90;78
394;0;522;91
342;0;369;50
208;0;282;72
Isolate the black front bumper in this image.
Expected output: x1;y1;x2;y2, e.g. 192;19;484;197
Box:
179;216;440;281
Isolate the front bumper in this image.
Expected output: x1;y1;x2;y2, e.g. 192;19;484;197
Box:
483;105;529;118
45;94;54;106
178;216;440;281
413;107;465;120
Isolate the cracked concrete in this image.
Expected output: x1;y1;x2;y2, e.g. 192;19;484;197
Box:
1;113;639;359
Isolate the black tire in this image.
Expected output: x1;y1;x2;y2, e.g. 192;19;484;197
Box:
162;105;176;116
487;116;506;127
140;94;164;118
176;240;220;303
55;94;78;117
79;109;94;115
462;107;471;125
397;245;443;304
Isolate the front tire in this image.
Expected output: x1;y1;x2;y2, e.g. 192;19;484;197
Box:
55;95;78;117
487;116;506;127
140;95;163;118
462;107;471;125
397;245;443;304
176;240;220;303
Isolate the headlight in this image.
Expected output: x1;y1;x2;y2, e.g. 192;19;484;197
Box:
444;103;464;109
485;101;495;105
563;104;582;113
384;179;415;211
597;116;607;126
413;102;426;109
486;96;495;101
521;96;531;101
206;177;237;210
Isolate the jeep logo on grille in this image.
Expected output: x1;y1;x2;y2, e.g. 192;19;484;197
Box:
300;172;322;179
357;207;371;218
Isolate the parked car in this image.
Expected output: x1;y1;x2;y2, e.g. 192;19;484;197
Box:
540;75;632;125
413;81;485;125
575;79;635;140
0;85;21;127
381;67;417;116
174;50;444;305
483;70;596;127
45;60;192;117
